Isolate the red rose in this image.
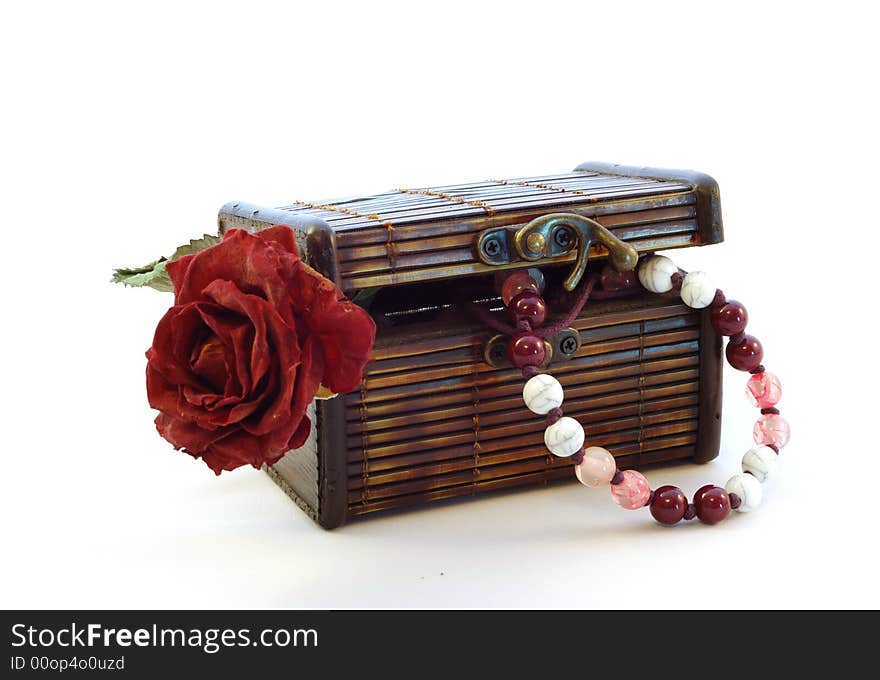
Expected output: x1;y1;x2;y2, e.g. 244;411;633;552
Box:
145;227;375;474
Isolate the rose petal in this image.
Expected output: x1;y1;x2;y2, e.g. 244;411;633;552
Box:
198;431;269;474
190;334;228;393
237;307;306;438
188;304;251;398
170;289;288;428
166;253;196;301
201;280;278;392
146;362;181;418
166;303;254;426
285;260;376;394
288;335;324;438
286;416;312;451
169;305;212;377
170;229;293;309
155;412;230;455
254;225;300;257
147;305;207;391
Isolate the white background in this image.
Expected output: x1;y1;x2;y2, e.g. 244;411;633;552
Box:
2;1;878;609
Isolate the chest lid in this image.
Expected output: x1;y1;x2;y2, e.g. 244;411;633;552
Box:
219;161;722;293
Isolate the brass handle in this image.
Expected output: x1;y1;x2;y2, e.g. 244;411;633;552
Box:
513;213;638;291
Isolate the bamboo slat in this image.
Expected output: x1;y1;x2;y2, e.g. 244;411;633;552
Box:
270;169;696;291
344;287;707;512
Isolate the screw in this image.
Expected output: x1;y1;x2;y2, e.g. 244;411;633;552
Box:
560;335;579;355
553;228;572;248
482;237;502;258
490;343;506;362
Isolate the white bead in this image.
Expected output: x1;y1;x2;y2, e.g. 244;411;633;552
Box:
680;271;716;308
544;416;585;457
637;255;678;293
742;445;778;483
725;474;763;512
522;374;564;415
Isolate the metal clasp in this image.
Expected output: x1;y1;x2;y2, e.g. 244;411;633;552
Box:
477;213;638;290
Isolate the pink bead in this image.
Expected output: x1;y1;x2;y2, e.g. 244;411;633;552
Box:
753;413;791;449
575;447;617;487
610;470;651;509
746;371;782;408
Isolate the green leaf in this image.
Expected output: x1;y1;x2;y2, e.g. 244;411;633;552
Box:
111;258;173;292
168;234;221;261
111;234;221;292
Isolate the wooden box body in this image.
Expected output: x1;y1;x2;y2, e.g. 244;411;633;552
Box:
218;162;724;528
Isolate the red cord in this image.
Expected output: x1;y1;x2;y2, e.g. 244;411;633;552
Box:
469;274;601;338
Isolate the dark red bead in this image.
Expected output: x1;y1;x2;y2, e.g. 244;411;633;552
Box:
726;334;764;371
599;264;639;292
649;485;688;526
694;485;731;525
509;291;548;327
711;300;748;336
497;271;539;305
506;332;546;368
694;484;715;504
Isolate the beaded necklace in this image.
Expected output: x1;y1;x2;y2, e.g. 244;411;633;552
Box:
493;255;789;526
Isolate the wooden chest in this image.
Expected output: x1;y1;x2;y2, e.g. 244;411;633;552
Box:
218;162;724;528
